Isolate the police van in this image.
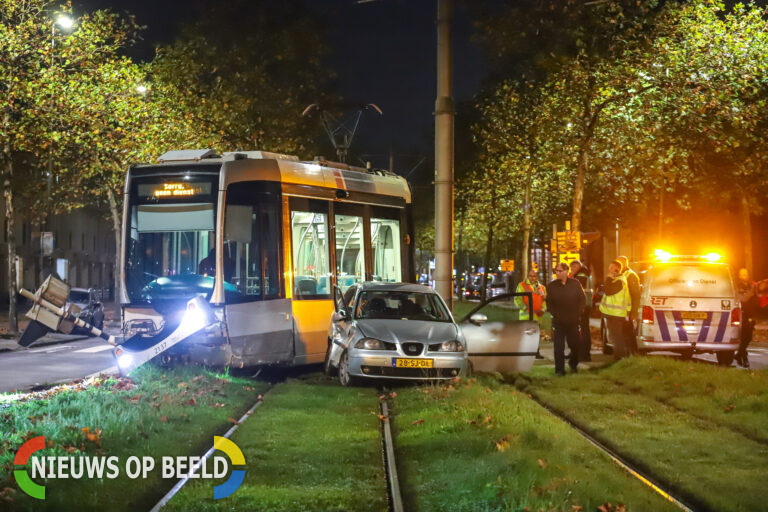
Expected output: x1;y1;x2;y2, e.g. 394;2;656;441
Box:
603;251;740;365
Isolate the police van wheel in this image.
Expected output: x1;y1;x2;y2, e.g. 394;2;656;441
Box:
716;351;735;366
679;349;694;361
324;340;338;377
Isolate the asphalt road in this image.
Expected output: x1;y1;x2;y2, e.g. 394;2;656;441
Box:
0;337;117;393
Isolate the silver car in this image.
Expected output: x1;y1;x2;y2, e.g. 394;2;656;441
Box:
324;282;469;386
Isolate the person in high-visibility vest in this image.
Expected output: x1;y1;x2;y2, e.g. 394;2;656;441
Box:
515;269;546;322
617;255;640;355
600;260;632;360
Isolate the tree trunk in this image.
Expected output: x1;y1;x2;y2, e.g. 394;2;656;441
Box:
480;194;496;303
521;165;532;278
741;193;753;276
3;148;17;334
571;146;588;233
107;187;122;306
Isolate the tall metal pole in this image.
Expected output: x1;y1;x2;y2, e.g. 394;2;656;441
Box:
434;0;454;309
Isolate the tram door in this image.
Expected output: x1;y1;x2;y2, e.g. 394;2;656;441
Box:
223;183;293;363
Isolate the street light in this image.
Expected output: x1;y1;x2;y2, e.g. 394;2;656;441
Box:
55;14;75;31
41;13;76;284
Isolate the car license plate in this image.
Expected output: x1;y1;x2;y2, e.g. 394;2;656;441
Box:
681;312;707;320
392;358;433;368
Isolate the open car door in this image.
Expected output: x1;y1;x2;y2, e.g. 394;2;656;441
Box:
458;292;540;373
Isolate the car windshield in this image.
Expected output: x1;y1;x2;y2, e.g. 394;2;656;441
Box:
355;291;451;322
648;264;734;298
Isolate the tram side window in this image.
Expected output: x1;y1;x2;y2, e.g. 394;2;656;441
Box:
335;214;365;291
291;211;331;299
224;183;282;302
371;218;402;282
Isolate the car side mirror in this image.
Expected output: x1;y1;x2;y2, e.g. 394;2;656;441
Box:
469;313;488;326
336;308;349;321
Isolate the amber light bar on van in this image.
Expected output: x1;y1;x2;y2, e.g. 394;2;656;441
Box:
731;307;741;326
642;305;654;324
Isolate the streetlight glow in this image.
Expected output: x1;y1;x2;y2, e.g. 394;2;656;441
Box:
55;15;75;30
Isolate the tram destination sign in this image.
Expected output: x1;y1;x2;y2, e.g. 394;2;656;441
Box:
138;181;212;199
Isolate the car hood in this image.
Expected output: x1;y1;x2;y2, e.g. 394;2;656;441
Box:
356;319;458;343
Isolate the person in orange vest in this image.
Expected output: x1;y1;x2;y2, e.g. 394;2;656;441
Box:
515;269;547;322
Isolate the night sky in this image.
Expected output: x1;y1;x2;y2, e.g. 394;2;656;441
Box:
75;0;489;177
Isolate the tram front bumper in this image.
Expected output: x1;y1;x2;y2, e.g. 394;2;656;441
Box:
114;297;217;375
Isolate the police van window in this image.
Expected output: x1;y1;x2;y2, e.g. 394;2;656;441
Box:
648;265;733;298
223;182;282;302
335;214;365;292
291;199;331;299
371;218;402;282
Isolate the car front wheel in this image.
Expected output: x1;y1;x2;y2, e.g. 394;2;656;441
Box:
338;350;360;387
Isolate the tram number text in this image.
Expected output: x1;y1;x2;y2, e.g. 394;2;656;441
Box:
153;341;168;356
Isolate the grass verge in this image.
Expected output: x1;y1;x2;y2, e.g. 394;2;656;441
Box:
523;357;768;511
164;375;387;512
392;377;678;511
0;365;266;511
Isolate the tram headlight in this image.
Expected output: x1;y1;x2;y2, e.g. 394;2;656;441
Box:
439;340;465;352
355;338;385;350
117;353;134;369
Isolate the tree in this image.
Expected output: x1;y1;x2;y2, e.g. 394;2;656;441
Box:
0;0;143;330
148;1;331;156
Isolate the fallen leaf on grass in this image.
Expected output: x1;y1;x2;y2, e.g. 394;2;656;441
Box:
211;403;226;408
628;409;635;415
724;404;735;412
493;436;510;452
484;415;492;424
191;375;204;382
187;398;196;406
571;506;583;511
159;416;168;422
228;417;239;425
411;419;425;426
537;458;548;468
388;391;397;399
129;394;141;403
257;394;263;401
177;382;188;389
379;394;386;400
378;414;388;423
150;402;161;408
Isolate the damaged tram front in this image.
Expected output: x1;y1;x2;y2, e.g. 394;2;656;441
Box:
117;150;414;374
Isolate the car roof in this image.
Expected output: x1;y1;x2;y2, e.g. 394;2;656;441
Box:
358;282;436;293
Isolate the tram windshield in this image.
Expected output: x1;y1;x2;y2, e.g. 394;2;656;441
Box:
125;173;219;304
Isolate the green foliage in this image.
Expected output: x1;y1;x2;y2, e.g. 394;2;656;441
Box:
466;0;768;258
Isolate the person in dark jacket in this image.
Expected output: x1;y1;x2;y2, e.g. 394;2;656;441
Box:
736;268;759;368
546;262;586;375
570;260;593;361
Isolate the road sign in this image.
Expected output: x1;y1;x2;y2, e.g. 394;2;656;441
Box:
556;230;581;252
559;252;580;265
500;259;514;272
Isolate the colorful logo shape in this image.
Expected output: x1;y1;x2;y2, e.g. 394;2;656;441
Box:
212;436;245;499
14;436;46;499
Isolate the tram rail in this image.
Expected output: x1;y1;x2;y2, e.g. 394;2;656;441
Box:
379;389;404;512
526;390;698;512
